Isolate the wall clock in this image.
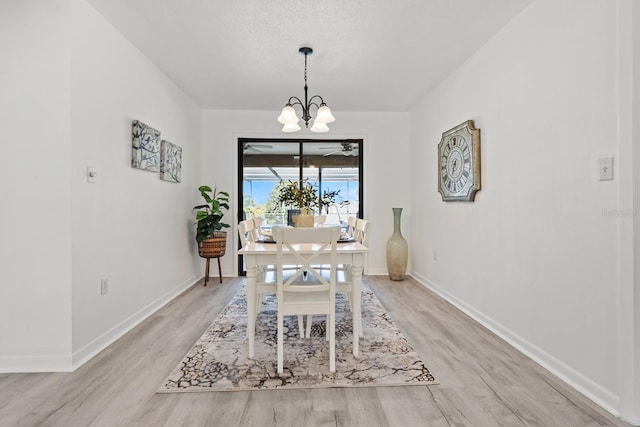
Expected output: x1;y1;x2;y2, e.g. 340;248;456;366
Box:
438;120;481;202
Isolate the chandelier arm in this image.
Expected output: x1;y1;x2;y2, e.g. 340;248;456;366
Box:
308;95;326;106
286;97;304;108
286;97;310;127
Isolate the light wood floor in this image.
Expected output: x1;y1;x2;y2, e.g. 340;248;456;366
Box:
0;276;631;427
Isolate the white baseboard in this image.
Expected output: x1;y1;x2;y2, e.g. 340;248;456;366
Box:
71;275;199;370
409;270;621;419
0;275;199;373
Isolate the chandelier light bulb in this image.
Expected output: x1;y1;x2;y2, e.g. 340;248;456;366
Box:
277;106;299;124
314;105;335;124
282;122;302;132
310;121;329;133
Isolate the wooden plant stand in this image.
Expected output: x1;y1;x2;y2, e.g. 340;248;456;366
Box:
198;231;226;286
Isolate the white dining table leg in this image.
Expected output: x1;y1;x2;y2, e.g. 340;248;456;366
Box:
351;253;364;357
246;256;257;358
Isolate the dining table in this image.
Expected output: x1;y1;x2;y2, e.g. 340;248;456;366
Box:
239;238;368;358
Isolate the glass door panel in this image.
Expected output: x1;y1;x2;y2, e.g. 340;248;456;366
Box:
238;139;363;274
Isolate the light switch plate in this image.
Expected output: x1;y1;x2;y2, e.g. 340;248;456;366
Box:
599;157;613;181
87;166;97;183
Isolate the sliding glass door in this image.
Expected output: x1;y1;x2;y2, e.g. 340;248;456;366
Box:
237;138;363;274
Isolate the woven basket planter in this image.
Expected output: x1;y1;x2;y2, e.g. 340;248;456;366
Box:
198;231;227;258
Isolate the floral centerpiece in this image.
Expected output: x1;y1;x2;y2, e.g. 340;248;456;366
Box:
276;179;319;211
276;179;318;227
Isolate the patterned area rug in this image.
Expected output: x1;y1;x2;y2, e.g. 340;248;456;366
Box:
159;281;437;392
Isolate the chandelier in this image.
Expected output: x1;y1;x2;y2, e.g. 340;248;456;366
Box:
277;47;335;133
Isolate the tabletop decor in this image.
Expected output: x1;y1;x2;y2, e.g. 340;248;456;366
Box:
386;207;408;280
437;120;481;202
193;186;230;285
276;179;318;227
159;281;436;392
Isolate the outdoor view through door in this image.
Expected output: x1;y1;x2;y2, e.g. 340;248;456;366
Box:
238;138;363;274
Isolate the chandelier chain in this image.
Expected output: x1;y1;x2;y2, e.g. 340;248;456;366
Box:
304;52;308;87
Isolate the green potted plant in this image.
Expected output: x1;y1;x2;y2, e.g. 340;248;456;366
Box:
194;185;230;242
193;186;230;285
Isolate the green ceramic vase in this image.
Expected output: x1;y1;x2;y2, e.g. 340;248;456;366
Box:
386;207;408;280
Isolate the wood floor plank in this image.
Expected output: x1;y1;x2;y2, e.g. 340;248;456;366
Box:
375;386;449;427
0;276;631;427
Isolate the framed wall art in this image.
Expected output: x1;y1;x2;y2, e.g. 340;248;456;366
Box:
437;120;481;202
160;140;182;183
131;120;161;172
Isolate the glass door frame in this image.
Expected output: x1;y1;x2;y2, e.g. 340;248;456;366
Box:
237;137;364;275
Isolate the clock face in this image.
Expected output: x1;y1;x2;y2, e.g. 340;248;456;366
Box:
438;121;481;202
441;135;471;194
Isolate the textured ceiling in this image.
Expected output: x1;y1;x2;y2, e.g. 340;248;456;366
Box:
85;0;532;112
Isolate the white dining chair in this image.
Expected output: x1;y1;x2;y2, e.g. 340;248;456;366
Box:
346;216;357;237
239;219;276;316
314;215;327;226
272;225;339;373
333;218;369;338
253;216;265;238
238;219;255;246
354;218;370;246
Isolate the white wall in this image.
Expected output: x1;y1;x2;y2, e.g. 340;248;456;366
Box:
0;0;203;372
201;110;411;276
69;0;203;366
628;0;640;421
409;0;636;421
0;0;73;371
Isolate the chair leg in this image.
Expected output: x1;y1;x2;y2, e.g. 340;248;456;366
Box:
329;312;335;372
305;315;312;338
324;314;329;342
297;315;305;338
217;257;222;283
278;310;284;374
256;293;263;315
204;258;210;287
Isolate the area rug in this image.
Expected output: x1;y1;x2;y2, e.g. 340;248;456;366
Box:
159;281;437;392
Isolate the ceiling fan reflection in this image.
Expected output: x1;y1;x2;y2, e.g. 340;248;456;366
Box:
321;143;357;157
243;144;274;153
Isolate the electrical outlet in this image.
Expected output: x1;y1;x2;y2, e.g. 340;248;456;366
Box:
100;278;109;295
433;250;438;261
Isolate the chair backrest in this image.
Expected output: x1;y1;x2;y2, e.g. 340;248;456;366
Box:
238;218;256;247
346;216;357;236
272;226;339;293
314;215;327;225
253;217;263;236
354;219;370;246
245;218;257;241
